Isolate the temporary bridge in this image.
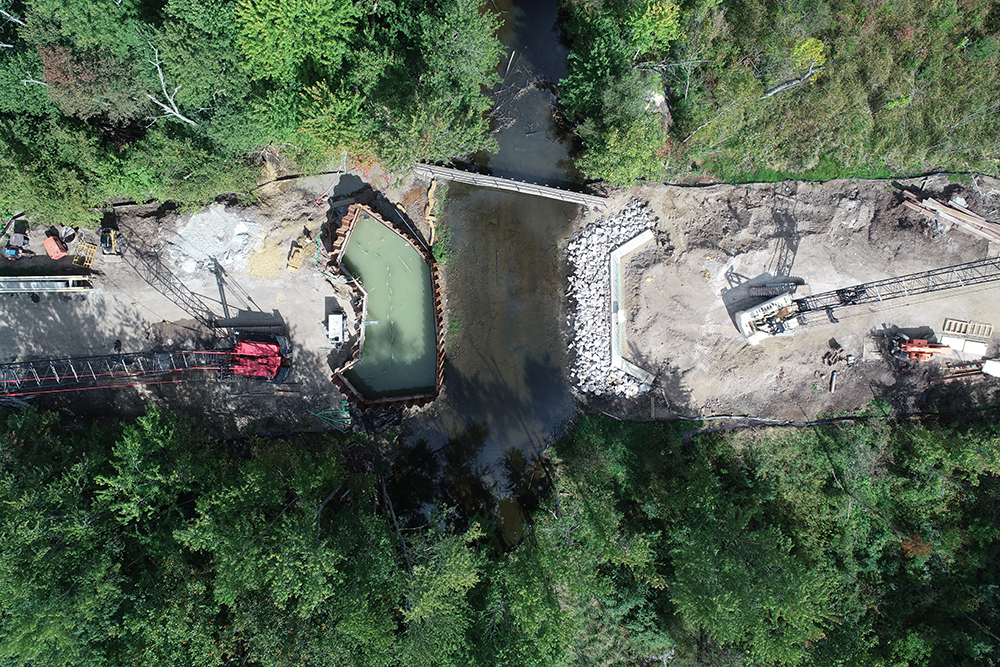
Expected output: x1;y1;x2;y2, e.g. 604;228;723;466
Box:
414;163;608;209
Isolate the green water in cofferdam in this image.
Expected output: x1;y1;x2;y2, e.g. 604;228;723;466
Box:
341;213;437;398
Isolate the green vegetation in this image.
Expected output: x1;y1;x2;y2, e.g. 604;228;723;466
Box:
431;224;453;264
559;0;1000;185
3;403;1000;665
0;0;502;225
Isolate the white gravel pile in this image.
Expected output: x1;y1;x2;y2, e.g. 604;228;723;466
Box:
169;203;264;274
565;200;653;398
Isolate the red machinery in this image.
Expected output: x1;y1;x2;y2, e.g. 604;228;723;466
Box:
42;235;68;260
226;335;290;383
892;334;952;362
0;334;291;397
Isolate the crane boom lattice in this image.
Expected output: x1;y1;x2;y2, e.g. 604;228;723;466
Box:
793;256;1000;315
0;350;227;396
119;238;217;330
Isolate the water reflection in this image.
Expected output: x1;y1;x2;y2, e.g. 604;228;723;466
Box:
398;0;578;533
389;423;551;549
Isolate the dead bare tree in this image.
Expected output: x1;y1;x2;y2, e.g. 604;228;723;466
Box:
761;60;823;99
145;44;198;127
0;8;24;26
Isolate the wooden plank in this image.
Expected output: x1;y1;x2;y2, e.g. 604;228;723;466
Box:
904;200;1000;243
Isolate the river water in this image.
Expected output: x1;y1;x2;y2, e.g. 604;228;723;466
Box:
397;0;581;536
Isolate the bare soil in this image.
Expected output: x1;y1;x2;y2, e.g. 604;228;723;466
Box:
6;166;1000;433
584;174;1000;420
0;169;431;435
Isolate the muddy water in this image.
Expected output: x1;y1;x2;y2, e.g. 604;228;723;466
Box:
401;0;579;525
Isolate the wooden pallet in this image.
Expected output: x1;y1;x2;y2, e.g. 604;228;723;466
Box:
72;242;97;268
942;317;993;339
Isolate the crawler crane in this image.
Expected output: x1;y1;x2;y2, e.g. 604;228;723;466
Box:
735;256;1000;345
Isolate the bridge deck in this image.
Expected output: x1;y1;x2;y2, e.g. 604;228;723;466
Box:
414;164;608;209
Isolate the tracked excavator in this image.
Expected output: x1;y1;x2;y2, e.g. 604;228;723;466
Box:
735;256;1000;345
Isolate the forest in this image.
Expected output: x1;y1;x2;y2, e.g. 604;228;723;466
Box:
0;0;501;224
2;404;1000;666
558;0;1000;184
1;0;999;222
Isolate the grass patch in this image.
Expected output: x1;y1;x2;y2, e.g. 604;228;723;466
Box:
432;225;453;264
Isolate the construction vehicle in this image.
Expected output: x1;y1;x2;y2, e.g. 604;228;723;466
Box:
100;228;121;256
890;333;952;362
735;256;1000;344
0;333;291;398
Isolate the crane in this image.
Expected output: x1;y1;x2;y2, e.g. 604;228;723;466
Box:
736;256;1000;344
0;333;290;397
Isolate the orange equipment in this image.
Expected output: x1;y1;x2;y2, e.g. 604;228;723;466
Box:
898;339;952;362
42;236;68;260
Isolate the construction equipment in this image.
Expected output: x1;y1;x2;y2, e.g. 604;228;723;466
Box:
735;292;802;344
891;333;952;362
736;256;1000;344
42;235;68;260
0;333;291;397
3;233;33;260
100;228;120;255
118;234;218;331
328;311;347;346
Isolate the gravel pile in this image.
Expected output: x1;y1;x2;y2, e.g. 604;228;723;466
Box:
565;200;654;398
169;203;264;274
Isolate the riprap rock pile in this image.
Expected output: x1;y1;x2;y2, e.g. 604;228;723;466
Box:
565;200;653;398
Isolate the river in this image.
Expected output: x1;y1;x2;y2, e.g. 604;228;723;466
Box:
395;0;582;540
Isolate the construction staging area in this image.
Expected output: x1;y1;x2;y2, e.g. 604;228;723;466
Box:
4;168;1000;430
572;174;1000;419
0;174;390;429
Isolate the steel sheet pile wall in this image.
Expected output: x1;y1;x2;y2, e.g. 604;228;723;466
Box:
329;204;445;411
